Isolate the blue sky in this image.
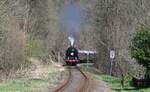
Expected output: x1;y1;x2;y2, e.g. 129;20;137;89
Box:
60;3;83;36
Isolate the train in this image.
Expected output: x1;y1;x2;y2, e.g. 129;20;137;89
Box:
65;46;97;66
65;46;79;66
78;50;97;63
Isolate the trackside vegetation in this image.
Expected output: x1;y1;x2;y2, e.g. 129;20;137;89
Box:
130;27;150;78
0;63;67;92
82;65;150;92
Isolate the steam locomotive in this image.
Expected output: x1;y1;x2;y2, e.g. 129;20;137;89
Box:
65;46;79;66
65;46;97;66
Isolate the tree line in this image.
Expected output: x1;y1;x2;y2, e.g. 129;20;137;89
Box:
0;0;68;78
0;0;150;79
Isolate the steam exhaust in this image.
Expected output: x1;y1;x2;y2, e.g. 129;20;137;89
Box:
68;36;75;46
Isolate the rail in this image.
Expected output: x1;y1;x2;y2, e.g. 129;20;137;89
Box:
53;69;72;92
53;66;90;92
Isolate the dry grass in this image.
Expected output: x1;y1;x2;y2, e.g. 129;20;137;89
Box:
0;58;67;92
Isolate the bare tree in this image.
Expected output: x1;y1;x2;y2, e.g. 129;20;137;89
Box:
88;0;150;76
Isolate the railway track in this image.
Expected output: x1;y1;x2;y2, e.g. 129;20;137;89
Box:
53;66;90;92
77;67;90;92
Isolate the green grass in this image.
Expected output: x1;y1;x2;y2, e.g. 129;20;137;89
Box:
0;78;50;92
80;65;150;92
99;75;150;92
0;63;67;92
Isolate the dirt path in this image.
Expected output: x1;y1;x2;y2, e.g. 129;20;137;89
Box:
89;80;112;92
52;68;87;92
52;67;112;92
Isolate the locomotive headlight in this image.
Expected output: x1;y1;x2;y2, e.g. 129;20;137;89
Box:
71;52;74;56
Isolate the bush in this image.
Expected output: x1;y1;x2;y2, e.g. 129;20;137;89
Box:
0;29;27;75
26;37;47;57
0;16;29;76
130;27;150;78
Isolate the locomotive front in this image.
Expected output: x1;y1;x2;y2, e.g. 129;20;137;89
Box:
65;46;79;66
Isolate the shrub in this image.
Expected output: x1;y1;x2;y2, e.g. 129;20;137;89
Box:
130;27;150;78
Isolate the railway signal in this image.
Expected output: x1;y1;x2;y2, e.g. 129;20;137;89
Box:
109;50;115;75
110;50;115;59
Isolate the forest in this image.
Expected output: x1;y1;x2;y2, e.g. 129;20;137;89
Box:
0;0;150;92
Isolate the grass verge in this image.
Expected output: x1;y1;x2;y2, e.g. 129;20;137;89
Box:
0;61;67;92
0;78;49;92
80;65;150;92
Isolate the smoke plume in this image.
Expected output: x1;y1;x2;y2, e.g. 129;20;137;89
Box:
68;36;75;46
